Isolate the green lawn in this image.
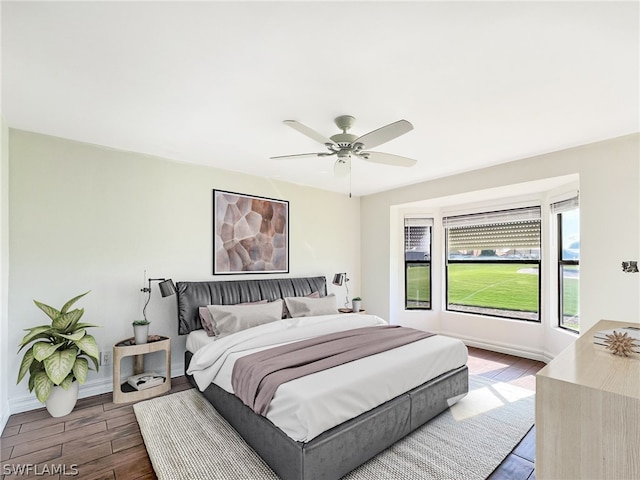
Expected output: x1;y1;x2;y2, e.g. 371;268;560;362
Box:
561;265;579;327
407;262;579;319
561;266;579;315
448;263;539;312
406;264;430;306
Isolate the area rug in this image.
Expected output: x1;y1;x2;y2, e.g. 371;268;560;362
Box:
134;375;535;479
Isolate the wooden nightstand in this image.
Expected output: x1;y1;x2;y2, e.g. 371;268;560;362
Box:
112;336;171;404
338;308;366;314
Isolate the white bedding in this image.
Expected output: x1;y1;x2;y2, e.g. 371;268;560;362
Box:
186;313;468;442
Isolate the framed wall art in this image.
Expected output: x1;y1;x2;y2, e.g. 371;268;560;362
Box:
213;189;289;274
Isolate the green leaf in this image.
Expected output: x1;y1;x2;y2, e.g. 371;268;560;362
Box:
74;334;99;361
43;348;77;385
52;308;83;331
18;326;53;350
28;370;35;392
55;329;86;342
73;357;89;384
60;374;75;390
65;312;87;333
87;354;100;372
29;359;45;375
17;346;35;384
27;361;44;393
33;371;53;403
33;341;64;361
71;322;101;330
60;291;90;314
33;300;61;322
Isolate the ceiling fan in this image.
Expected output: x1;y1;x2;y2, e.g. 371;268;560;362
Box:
271;115;417;177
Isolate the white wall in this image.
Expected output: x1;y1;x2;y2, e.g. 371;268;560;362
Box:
1;117;10;430
362;134;640;361
7;129;361;413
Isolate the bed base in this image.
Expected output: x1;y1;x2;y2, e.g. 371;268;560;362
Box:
185;351;468;480
177;276;469;479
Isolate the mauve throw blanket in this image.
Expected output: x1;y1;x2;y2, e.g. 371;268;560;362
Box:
232;325;435;416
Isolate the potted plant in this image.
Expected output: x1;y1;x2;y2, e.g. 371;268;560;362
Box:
352;297;362;313
17;291;100;417
132;319;150;345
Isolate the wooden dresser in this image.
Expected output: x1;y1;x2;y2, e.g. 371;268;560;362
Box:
536;319;640;479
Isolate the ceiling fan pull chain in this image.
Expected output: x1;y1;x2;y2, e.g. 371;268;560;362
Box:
349;161;352;198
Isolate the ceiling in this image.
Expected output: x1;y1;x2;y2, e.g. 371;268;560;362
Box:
2;1;638;197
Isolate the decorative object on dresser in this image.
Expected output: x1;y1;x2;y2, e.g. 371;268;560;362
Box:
332;272;350;307
113;335;171;404
536;319;640;479
16;291;100;417
593;326;640;356
176;276;469;480
213;189;289;274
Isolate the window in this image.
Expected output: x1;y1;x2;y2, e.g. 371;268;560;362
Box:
404;217;432;309
444;206;541;321
553;196;580;332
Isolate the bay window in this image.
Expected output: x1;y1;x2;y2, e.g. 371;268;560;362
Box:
444;206;541;321
552;196;580;332
404;217;432;309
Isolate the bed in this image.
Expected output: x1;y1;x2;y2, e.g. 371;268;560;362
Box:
177;276;469;480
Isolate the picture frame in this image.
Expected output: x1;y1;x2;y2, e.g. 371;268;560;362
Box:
213;189;289;274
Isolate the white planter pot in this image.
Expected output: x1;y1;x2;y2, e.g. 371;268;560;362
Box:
352;300;362;313
45;380;79;418
134;324;149;344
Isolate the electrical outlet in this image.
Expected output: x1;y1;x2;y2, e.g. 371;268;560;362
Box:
99;351;112;366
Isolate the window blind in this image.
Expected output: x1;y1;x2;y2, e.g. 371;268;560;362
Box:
404;217;432;256
404;217;434;227
551;195;579;214
444;206;541;250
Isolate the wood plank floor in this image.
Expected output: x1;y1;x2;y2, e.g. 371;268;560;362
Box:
1;347;545;479
469;347;543;480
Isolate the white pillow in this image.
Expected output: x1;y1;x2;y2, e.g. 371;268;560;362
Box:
206;299;283;338
284;294;337;318
282;291;320;318
200;299;268;337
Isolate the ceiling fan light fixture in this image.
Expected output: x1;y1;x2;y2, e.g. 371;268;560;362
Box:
271;115;418;176
333;158;350;177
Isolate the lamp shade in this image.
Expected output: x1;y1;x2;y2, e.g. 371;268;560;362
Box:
158;279;176;297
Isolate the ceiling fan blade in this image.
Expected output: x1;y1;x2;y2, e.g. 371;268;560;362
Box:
283;120;337;146
333;158;350;177
354;119;413;149
359;151;417;167
270;152;326;160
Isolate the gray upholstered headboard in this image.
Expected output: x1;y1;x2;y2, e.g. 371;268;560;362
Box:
176;276;327;335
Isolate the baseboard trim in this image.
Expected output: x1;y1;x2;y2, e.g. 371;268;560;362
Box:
438;331;553;364
1;407;10;435
8;361;185;415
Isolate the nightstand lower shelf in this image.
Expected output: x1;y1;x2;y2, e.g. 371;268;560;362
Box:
113;336;171;404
